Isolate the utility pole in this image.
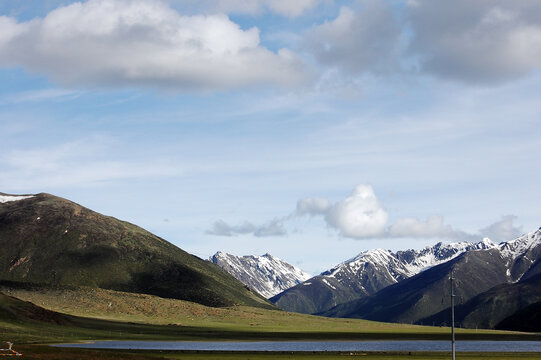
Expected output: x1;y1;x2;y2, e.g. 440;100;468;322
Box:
450;270;456;360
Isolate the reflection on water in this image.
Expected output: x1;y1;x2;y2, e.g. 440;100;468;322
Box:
56;340;541;352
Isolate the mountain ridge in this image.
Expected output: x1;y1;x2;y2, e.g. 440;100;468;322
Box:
320;228;541;327
272;238;497;314
209;251;311;298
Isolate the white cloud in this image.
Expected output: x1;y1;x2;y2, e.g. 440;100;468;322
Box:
296;197;331;216
207;218;287;237
180;0;323;17
211;184;522;242
0;0;308;91
407;0;541;83
325;184;389;238
301;0;541;84
479;215;523;242
265;0;322;18
388;215;472;240
304;2;403;75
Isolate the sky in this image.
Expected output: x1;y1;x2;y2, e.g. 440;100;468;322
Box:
1;0;540;274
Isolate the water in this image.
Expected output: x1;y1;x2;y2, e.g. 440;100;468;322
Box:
56;340;541;352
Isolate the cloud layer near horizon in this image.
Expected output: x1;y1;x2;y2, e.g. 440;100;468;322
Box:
209;184;523;243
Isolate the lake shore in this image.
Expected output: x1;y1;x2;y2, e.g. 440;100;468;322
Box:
15;345;541;360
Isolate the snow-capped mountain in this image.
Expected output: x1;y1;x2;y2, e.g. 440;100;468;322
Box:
209;252;311;298
499;227;541;281
321;228;541;327
271;236;515;314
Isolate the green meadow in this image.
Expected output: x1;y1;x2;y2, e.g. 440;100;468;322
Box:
2;285;541;359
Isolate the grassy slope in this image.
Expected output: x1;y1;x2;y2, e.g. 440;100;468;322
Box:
2;289;541;359
2;284;538;343
0;193;270;308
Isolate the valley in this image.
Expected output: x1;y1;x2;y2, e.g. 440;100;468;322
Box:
0;192;540;359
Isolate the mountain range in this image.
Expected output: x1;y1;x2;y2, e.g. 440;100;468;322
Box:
221;226;541;330
271;239;497;314
320;228;541;327
209;252;311;298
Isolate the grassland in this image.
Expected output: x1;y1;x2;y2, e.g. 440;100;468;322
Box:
3;283;539;343
1;284;540;359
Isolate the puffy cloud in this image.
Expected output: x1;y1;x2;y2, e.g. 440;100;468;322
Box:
296;197;331;216
208;185;525;242
408;0;541;83
325;185;389;238
304;2;403;75
302;0;541;84
479;215;523;242
0;0;307;91
207;218;287;237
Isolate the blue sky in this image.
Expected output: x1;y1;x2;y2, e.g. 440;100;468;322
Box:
1;0;540;274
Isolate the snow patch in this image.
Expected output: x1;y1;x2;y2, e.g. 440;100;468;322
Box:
0;194;34;203
321;278;336;290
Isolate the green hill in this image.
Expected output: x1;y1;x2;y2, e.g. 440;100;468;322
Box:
0;193;271;308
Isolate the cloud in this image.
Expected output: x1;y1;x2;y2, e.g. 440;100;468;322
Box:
479;215;523;242
388;215;473;240
325;184;389;238
207;218;287;237
408;0;541;83
0;89;82;105
199;0;323;17
302;0;541;84
206;220;256;236
0;137;182;189
304;2;403;75
0;0;308;91
296;197;331;216
210;184;523;242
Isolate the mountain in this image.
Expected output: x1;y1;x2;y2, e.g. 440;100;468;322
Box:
496;300;541;332
0;192;272;309
209;252;311;298
271;239;496;314
421;272;541;329
321;228;541;326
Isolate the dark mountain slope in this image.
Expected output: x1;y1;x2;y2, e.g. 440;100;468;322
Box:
496;300;541;332
0;193;271;308
421;272;541;329
321;249;510;323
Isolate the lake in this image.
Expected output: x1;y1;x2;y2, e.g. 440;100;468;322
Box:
56;340;541;352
